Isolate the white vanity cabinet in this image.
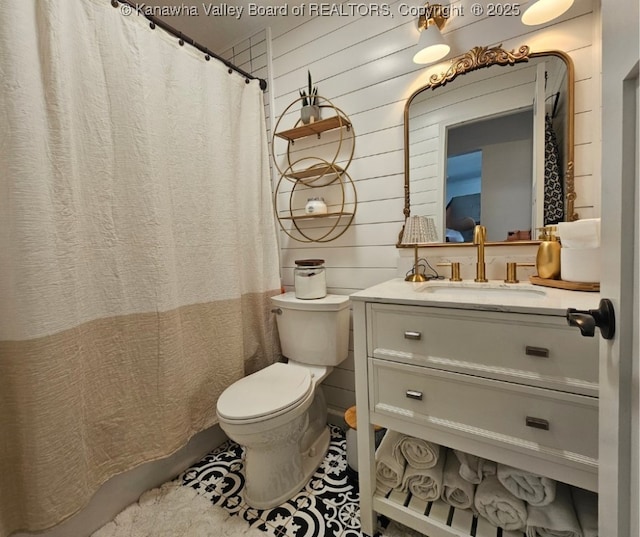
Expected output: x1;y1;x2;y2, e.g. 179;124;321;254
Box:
351;279;600;537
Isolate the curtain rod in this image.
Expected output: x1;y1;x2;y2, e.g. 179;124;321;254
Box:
111;0;268;91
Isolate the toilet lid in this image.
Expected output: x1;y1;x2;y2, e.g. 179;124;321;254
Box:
217;363;312;421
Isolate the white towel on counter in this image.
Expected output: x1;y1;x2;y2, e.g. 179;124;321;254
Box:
497;464;556;506
526;483;582;537
400;451;445;501
375;430;407;490
453;450;496;484
441;450;475;510
398;436;441;469
571;487;598;537
474;475;527;531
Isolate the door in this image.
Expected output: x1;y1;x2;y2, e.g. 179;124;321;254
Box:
599;1;639;535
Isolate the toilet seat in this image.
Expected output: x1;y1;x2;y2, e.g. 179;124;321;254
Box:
217;363;313;423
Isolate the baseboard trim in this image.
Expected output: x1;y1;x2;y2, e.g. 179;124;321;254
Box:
327;405;348;430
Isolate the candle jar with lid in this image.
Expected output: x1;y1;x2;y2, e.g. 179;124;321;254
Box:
294;259;327;299
304;197;327;215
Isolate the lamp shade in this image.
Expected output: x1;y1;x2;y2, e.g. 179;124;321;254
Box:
401;216;439;244
412;25;450;64
521;0;574;25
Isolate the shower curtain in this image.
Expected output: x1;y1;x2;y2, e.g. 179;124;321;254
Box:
0;1;280;535
544;115;565;224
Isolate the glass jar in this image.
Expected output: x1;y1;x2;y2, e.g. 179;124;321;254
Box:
294;259;327;299
304;197;327;215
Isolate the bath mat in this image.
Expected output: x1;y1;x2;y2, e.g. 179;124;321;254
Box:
91;480;265;537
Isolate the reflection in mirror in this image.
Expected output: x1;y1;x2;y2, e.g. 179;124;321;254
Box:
445;110;533;242
401;45;575;247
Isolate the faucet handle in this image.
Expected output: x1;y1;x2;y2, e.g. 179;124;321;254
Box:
504;262;535;283
437;262;462;282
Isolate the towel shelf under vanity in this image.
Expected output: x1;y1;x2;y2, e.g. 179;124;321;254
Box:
351;283;600;537
376;491;527;537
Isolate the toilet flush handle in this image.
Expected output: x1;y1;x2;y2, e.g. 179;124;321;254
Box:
271;308;282;315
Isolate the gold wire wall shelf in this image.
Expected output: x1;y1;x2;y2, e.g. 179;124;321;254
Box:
271;95;356;243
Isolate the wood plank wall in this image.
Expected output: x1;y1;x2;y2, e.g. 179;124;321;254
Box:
227;1;600;417
220;29;273;164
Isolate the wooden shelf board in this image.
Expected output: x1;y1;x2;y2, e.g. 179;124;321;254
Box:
373;492;526;537
274;115;351;141
280;211;353;221
285;164;344;180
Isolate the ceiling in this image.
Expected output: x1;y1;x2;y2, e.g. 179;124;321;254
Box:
140;0;304;52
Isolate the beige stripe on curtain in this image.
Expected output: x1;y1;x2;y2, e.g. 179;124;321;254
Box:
0;1;281;535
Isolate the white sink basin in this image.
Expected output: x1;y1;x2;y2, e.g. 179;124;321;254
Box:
418;283;547;299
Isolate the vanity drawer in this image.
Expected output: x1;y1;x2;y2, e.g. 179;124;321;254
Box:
370;358;598;461
368;303;598;396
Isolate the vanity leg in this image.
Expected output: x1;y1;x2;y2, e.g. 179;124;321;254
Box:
356;424;377;536
352;301;378;536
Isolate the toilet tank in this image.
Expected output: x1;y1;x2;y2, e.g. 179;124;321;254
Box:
270;293;350;366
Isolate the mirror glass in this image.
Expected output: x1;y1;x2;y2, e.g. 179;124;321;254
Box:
402;46;575;246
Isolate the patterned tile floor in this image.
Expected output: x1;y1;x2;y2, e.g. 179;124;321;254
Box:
180;425;373;537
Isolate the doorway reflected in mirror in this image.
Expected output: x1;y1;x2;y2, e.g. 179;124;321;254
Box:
445;109;533;242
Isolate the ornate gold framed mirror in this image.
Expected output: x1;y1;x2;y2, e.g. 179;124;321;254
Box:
398;44;577;247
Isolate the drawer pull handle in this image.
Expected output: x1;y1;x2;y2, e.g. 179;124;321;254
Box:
526;416;549;430
525;346;549;358
404;331;422;340
406;390;423;401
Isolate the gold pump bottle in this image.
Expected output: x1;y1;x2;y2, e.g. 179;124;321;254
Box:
536;226;561;279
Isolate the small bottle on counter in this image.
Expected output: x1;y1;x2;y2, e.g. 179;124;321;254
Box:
294;259;327;299
535;226;561;279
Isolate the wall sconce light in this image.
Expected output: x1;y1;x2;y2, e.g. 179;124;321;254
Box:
521;0;574;25
413;3;450;65
401;216;439;282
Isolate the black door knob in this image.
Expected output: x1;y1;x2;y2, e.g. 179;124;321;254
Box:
566;298;615;340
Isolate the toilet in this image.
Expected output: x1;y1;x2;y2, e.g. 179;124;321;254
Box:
216;292;351;509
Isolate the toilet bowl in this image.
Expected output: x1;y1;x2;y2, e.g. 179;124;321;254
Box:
216;293;350;509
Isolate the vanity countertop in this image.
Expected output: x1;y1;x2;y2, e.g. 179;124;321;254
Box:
350;278;601;316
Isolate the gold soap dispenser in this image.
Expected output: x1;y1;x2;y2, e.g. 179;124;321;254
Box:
536;226;561;279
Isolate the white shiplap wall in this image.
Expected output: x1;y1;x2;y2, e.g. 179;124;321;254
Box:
265;0;600;415
219;30;273;158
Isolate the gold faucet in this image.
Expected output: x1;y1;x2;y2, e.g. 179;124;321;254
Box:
473;225;488;282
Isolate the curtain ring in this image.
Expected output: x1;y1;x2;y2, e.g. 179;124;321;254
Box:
228;68;233;75
149;21;155;29
205;54;210;61
111;0;119;7
178;33;184;46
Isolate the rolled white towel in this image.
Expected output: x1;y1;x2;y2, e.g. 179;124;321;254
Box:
441;450;475;510
398;436;441;469
474;475;527;531
571;487;598;537
453;450;496;484
375;430;407;490
526;483;582;537
400;450;445;501
497;463;556;507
